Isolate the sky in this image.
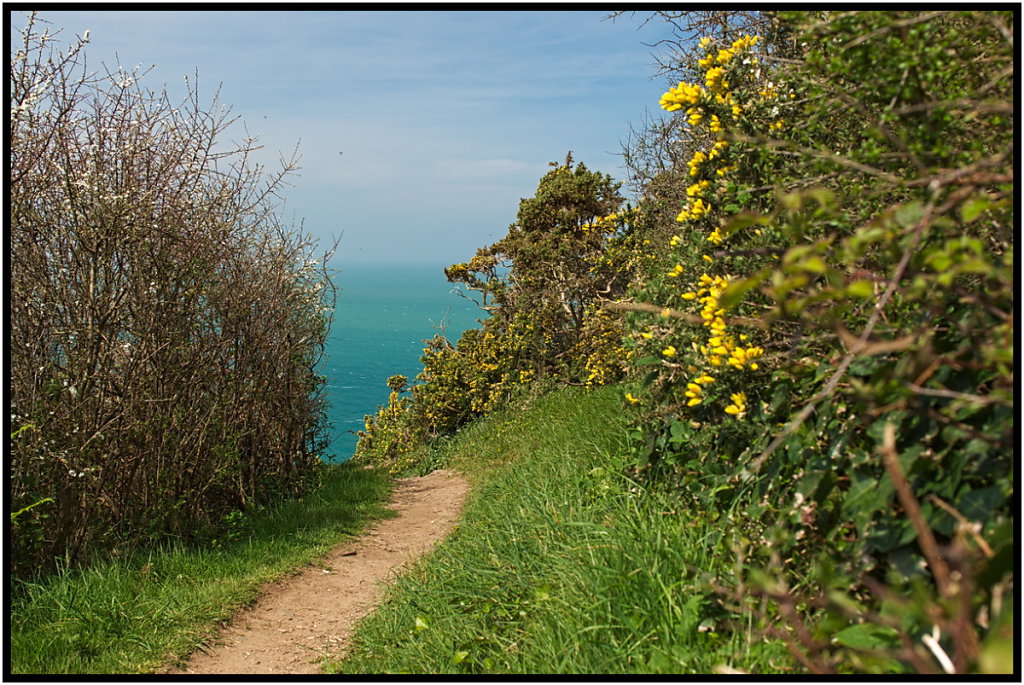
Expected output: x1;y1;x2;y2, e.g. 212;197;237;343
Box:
13;9;678;267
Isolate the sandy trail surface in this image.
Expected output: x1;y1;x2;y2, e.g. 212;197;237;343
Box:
170;469;469;675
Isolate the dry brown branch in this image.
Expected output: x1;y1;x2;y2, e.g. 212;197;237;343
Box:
880;423;953;596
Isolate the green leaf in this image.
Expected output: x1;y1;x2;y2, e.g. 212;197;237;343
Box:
801;255;828;274
669;420;689;445
414;616;430;631
846;279;874;298
960;196;991;223
957;485;1006;522
453;650;470;664
717;268;769;311
833;622;901;650
722;212;769;236
894;201;924;228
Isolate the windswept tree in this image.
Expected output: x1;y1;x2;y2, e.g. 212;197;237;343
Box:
446;153;628;374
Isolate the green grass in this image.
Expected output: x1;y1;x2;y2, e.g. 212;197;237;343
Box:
9;461;394;675
330;384;792;675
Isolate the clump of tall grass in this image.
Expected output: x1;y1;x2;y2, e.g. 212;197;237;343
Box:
9;462;393;675
333;385;790;675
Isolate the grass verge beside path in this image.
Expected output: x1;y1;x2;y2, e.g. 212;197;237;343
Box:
331;384;791;675
9;462;394;675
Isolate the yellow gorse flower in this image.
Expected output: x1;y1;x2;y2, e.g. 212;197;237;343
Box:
686;180;710;197
684;381;703;406
690;198;711;218
660;81;705;112
704;66;729;93
730;34;760;51
724;392;747;417
687;150;707;177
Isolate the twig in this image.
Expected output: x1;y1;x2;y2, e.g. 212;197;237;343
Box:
903;382;996;405
727;133;903;186
603;300;766;328
880;422;953;597
922;628;956;675
925;495;994;559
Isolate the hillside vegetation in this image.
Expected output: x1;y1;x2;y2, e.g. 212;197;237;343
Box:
7;9;1013;676
354;10;1013;674
10;13;336;576
338;385;791;674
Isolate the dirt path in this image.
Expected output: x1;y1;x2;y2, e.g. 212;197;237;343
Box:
170;469;470;675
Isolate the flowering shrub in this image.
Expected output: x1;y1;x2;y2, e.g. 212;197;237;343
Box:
613;10;1013;674
9;14;334;573
355;157;654;473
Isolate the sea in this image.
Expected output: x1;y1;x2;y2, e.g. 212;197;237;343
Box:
318;262;484;462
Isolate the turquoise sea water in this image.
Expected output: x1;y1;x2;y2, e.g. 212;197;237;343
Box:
319;263;483;461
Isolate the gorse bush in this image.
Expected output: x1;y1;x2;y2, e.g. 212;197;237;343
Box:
355;155;656;473
9;13;335;575
361;8;1013;674
610;10;1013;674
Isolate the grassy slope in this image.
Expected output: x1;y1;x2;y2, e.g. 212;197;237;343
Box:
331;384;791;675
9;462;394;675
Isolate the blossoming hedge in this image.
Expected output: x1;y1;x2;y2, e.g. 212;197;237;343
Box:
611;10;1013;674
9;14;334;573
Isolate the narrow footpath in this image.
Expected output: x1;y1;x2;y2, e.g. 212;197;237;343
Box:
169;469;470;675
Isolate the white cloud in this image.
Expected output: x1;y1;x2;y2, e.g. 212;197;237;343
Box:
433;157;541;180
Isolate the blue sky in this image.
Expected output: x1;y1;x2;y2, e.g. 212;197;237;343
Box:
15;10;676;266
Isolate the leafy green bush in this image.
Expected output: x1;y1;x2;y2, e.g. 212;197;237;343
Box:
613;10;1013;674
354;156;654;473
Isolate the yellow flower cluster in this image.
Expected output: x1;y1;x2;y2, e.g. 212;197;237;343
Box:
659;81;705;112
680;273;764;372
724;392;747;417
676;197;711;223
581;211;620;233
687;150;707;177
698;34;759;70
704;66;729;93
684;373;715;406
645;34;766;419
687;180;710;197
